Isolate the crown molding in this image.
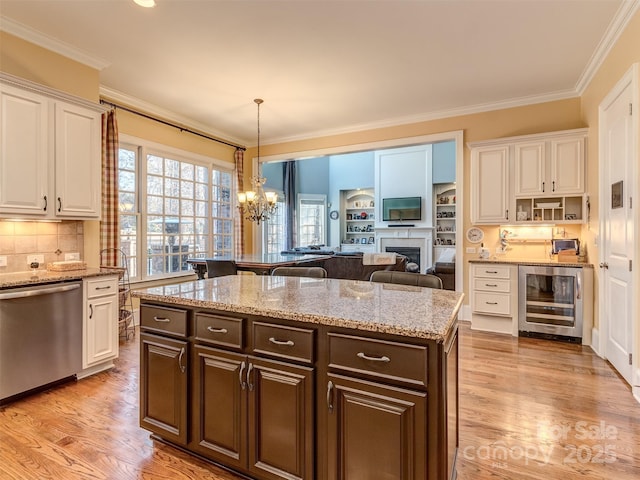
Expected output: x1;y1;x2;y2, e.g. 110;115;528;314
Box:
264;89;580;146
0;16;110;70
575;0;640;95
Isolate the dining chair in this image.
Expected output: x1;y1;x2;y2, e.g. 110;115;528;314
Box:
271;266;328;278
369;270;443;289
206;259;238;278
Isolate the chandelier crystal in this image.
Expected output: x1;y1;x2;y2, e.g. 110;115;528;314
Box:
237;99;278;225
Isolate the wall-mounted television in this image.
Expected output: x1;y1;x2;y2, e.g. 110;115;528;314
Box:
382;196;422;221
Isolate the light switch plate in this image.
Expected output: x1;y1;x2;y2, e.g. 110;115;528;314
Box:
27;254;45;265
466;247;476;254
0;256;7;267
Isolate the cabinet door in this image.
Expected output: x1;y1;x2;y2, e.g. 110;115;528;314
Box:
140;333;188;445
514;141;546;196
84;292;118;367
191;346;248;471
326;373;427;480
248;357;314;480
54;101;101;218
0;84;49;216
471;146;510;224
550;136;585;195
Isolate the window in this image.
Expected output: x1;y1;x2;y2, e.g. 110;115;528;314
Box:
118;138;233;281
118;146;138;278
297;194;326;246
263;197;286;254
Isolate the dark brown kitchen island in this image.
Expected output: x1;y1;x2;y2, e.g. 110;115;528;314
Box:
133;275;463;480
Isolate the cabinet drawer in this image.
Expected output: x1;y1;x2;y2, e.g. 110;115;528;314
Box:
86;277;118;298
473;264;511;279
473;278;511;293
141;305;188;337
252;322;315;364
195;313;243;349
328;333;428;388
472;292;511;316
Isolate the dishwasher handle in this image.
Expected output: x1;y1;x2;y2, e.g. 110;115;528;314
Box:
0;283;80;300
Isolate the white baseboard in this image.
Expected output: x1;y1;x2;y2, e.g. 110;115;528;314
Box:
590;327;602;357
459;304;471;322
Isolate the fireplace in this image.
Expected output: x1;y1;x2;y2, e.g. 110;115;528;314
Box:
385;246;420;266
376;227;433;273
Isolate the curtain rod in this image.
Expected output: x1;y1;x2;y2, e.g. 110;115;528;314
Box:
100;99;246;151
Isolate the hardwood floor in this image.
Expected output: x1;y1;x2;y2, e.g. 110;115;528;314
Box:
0;322;638;479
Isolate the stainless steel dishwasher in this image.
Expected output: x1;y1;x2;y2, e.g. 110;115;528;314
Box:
0;280;82;403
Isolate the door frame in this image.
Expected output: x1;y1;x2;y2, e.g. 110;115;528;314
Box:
597;63;639;401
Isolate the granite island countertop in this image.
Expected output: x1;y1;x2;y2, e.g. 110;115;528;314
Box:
469;257;594;268
132;275;464;342
0;268;120;289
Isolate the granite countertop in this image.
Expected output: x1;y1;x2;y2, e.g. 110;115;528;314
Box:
132;275;465;342
0;268;119;289
469;257;594;268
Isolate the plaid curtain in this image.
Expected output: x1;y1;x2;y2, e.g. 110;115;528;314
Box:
234;148;245;255
100;109;119;266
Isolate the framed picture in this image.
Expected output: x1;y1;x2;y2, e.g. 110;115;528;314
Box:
346;213;352;220
368;236;375;244
360;237;367;244
612;181;623;209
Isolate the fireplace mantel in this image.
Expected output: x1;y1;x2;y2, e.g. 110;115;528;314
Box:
375;227;434;273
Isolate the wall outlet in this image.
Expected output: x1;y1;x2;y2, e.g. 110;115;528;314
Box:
26;254;45;265
466;247;476;254
65;252;80;261
0;256;7;267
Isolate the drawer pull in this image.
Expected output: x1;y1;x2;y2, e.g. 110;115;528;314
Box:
357;352;391;363
207;326;228;334
485;270;498;274
485;283;498;287
485;301;499;305
269;337;295;347
95;285;112;290
153;316;171;323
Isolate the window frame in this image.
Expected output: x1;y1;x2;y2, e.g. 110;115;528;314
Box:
118;134;234;283
296;193;327;247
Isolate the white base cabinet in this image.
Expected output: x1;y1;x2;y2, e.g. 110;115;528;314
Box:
470;263;518;335
0;73;102;220
80;275;119;377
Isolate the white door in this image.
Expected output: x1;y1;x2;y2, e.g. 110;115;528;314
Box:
599;65;637;385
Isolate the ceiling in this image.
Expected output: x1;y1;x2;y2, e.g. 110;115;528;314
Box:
0;0;633;147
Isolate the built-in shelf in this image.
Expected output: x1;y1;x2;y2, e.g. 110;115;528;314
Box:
434;184;456;247
342;188;375;250
514;195;586;224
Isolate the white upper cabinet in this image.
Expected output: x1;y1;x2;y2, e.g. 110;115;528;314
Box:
549;135;585;195
471;128;587;225
0;84;50;215
470;145;510;224
54;101;101;217
514;141;546;197
514;132;586;197
0;74;103;220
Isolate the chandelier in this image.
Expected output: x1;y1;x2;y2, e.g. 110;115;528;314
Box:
237;99;278;225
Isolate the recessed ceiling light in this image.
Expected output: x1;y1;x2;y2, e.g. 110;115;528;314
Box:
134;0;156;7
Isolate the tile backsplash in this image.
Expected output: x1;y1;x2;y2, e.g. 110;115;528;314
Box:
0;220;84;273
